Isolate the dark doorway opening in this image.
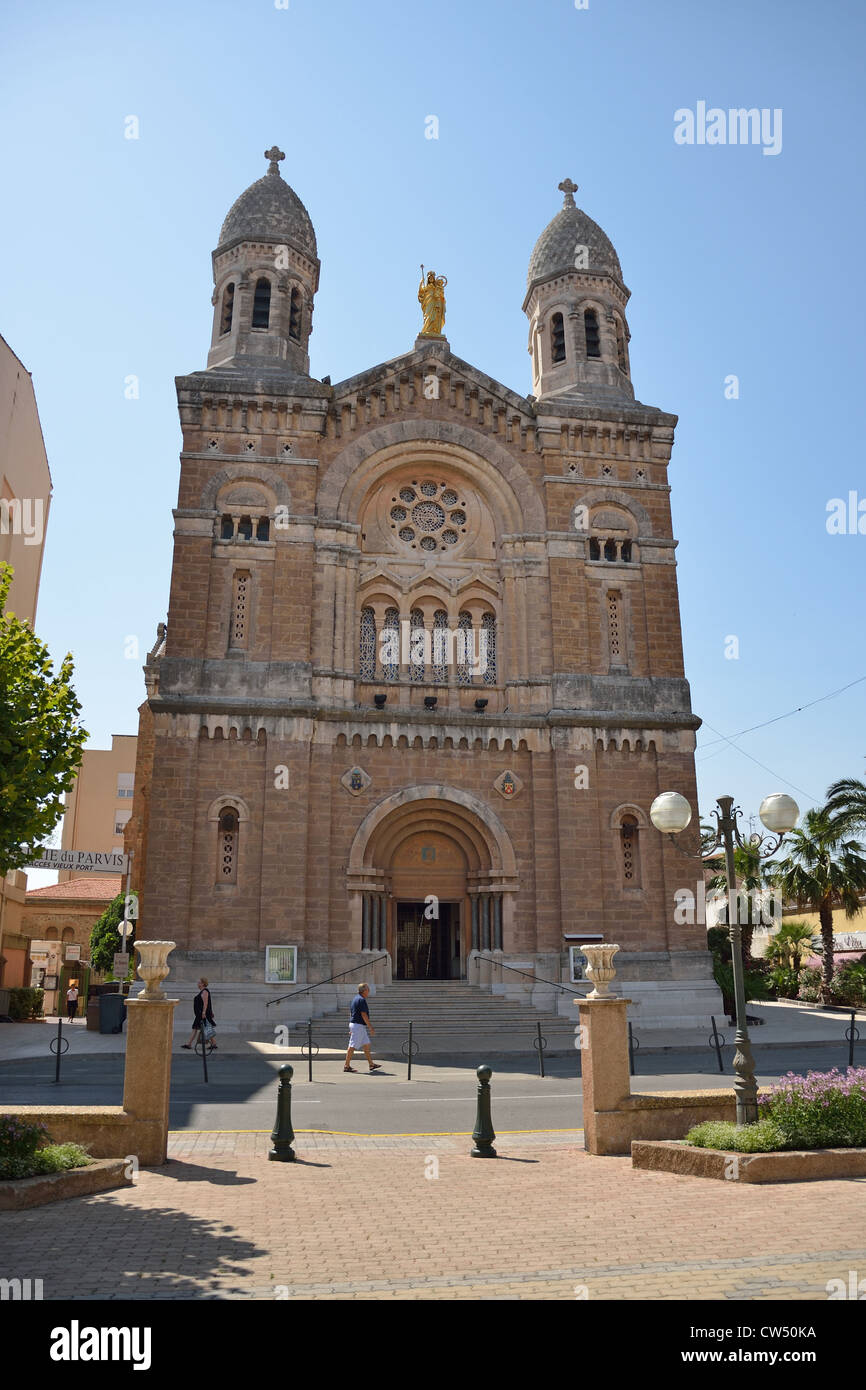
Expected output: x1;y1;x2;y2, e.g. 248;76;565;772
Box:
395;901;460;979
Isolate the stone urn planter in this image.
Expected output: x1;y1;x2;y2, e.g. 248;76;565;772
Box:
583;943;620;999
133;941;176;1000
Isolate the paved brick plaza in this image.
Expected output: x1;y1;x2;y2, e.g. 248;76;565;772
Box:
2;1130;865;1301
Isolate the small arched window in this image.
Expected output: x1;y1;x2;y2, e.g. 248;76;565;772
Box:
550;313;566;364
256;516;270;542
237;516;253;541
607;589;624;666
621;539;632;563
620;814;641;887
289;288;302;342
584;308;601;358
615;317;627;372
382;608;400;681
220;515;234;540
230;571;251;650
589;537;600;561
252;278;271;329
604;539;617;562
432;610;449;682
62;926;75;943
218;808;239;883
409;609;426;682
456;611;473;686
220;283;235;336
360;607;376;680
482;612;497;686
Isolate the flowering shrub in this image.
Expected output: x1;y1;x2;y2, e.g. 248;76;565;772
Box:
0;1116;47;1160
757;1068;866;1149
830;962;866;1006
797;967;823;1003
0;1116;91;1179
686;1118;787;1152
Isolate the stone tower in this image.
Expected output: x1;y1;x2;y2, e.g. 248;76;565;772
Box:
128;154;721;1030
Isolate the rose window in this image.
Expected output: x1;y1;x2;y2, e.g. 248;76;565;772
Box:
412;501;445;531
389;480;469;551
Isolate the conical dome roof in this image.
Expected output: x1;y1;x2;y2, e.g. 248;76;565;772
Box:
527;179;622;289
217;146;317;260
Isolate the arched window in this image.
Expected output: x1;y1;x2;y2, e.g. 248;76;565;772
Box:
237;516;253;541
252;278;271;329
218;808;239;883
230;571;251;650
220;515;234;540
584;308;601;358
289;288;302;341
256;516;270;542
604;539;617;562
220;283;235;336
615;317;627;372
550;312;566;364
456;611;473;685
589;537;600;561
607;589;624;666
45;926;58;940
62;926;75;943
482;612;497;685
620;814;641;887
621;539;632;563
360;607;376;680
432;610;449;682
382;607;400;681
409;609;426;682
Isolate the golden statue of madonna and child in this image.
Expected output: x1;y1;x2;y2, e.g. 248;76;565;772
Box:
418;265;447;337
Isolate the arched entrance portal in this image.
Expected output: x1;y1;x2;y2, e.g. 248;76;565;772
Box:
347;787;517;979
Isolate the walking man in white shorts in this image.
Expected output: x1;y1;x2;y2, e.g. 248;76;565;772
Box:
344;982;381;1073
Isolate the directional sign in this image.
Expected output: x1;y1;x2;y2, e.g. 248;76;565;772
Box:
113;953;130;975
27;849;128;874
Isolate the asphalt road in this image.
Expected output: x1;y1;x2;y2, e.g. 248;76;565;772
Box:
0;1042;855;1133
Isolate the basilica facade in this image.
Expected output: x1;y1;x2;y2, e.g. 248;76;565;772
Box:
127;149;721;1028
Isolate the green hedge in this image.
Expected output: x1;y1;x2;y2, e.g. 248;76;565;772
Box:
7;987;44;1020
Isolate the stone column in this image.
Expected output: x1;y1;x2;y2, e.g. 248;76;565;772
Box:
122;998;178;1165
577;997;632;1156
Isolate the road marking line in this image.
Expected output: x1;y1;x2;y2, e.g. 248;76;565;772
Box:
398;1094;581;1102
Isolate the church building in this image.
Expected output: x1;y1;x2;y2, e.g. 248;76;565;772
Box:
127;148;721;1029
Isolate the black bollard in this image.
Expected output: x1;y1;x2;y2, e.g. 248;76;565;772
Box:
470;1064;497;1158
407;1021;413;1081
628;1022;636;1077
269;1063;296;1162
307;1020;313;1083
710;1016;725;1074
54;1015;63;1083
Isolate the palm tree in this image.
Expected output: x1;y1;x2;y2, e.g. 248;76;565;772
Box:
825;776;866;836
765;921;819;971
706;838;779;963
768;809;866;1002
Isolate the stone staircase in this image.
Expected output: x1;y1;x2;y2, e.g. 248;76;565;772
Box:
291;979;581;1055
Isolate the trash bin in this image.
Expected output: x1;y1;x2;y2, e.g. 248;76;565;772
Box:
86;998;100;1031
99;994;126;1034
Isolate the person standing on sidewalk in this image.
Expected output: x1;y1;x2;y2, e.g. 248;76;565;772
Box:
344;983;381;1073
65;982;79;1021
182;977;217;1051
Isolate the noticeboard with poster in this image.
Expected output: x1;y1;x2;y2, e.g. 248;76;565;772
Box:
265;945;297;985
569;947;589;983
65;945;81;961
43;976;58;990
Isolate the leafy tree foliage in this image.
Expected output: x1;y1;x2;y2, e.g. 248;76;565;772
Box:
0;564;87;875
89;894;136;975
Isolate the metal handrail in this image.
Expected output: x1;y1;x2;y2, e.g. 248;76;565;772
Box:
266;956;389;1008
472;953;583;995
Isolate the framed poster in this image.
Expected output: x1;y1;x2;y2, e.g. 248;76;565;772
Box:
569;947;588;983
265;945;297;985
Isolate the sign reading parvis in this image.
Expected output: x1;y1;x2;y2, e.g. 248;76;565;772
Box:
27;849;128;873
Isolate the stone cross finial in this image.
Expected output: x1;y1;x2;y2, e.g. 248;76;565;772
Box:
558;177;579;206
265;146;286;176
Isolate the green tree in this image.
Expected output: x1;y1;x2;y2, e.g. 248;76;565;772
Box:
0;564;87;875
705;837;780;963
89;894;136;974
825;776;866;837
768;809;866;1002
764;921;819;971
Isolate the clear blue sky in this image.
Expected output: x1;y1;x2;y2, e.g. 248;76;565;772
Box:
3;0;865;850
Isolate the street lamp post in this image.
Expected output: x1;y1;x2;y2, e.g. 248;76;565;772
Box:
649;790;799;1126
